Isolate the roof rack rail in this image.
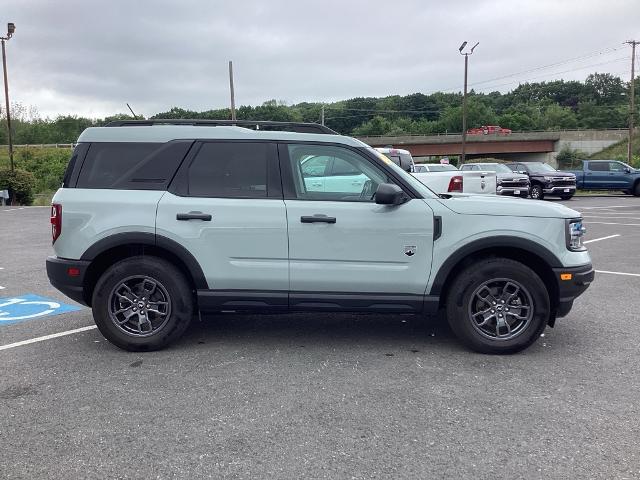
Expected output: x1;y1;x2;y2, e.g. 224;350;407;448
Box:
104;119;338;135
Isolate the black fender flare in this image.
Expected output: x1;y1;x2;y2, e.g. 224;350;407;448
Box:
429;235;562;296
81;232;208;289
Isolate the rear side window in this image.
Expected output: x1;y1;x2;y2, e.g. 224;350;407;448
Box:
187;142;269;198
76;141;191;189
588;162;608;172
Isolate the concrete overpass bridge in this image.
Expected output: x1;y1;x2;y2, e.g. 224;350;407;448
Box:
357;129;628;166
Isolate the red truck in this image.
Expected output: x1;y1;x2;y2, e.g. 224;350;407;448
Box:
467;125;512;135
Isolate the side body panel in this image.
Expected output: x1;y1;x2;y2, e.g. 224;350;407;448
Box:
285;199;434;295
51;188;164;260
156;192;288;291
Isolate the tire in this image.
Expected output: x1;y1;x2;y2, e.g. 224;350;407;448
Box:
530;184;544;200
91;256;194;351
560;194;574;200
445;258;550;354
634;182;640;197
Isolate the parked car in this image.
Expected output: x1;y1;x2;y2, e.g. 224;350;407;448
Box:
374;147;414;172
562;160;640;196
414;164;458;173
460;163;530;197
467;125;512;135
505;162;576;200
411;169;497;195
47;119;593;354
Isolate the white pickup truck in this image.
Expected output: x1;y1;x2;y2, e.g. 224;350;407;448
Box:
373;148;496;195
412;169;497;195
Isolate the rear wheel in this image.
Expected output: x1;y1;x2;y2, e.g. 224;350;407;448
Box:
92;256;194;351
445;258;550;354
530;184;544;200
634;182;640;197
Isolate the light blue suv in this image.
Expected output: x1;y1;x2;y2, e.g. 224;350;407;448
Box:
46;120;594;354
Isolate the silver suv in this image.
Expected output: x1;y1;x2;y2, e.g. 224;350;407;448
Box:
46;120;594;354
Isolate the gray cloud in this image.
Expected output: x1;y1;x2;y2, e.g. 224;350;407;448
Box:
2;0;639;118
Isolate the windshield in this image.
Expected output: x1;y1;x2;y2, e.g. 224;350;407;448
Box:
473;164;512;173
525;162;556;173
426;164;458;172
367;148;438;198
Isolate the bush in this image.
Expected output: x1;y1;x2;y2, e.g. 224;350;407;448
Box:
556;145;588;169
0;168;37;205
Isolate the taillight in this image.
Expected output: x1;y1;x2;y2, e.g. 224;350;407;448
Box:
447;175;463;193
51;203;62;244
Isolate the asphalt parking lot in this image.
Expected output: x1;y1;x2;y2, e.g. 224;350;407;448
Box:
1;197;639;479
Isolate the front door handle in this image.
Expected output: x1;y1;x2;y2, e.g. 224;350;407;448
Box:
176;211;212;221
301;214;336;224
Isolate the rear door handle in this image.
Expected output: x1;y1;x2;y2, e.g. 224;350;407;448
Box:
301;214;336;224
176;211;212;221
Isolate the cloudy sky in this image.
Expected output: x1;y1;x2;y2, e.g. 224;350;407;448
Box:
2;0;640;119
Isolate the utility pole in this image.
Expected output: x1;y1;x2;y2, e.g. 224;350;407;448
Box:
626;40;638;165
228;60;236;121
459;41;478;165
1;22;16;171
321;104;325;126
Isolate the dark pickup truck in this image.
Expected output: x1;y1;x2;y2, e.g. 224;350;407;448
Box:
563;160;640;196
505;161;576;200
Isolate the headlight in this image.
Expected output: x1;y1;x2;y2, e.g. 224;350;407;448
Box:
566;219;586;251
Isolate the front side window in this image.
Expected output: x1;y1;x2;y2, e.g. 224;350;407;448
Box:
187;142;268;198
288;144;388;201
609;162;627;172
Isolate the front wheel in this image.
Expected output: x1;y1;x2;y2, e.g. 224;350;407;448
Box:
530;184;544;200
92;256;194;351
445;258;550;354
634;183;640;197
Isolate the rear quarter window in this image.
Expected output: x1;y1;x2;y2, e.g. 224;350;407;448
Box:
76;141;192;189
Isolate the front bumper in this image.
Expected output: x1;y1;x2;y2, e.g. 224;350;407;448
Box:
552;263;594;318
46;256;91;306
544;185;576;195
497;185;530;196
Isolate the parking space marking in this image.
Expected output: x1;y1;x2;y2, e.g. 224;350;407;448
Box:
579;205;639;209
586;221;640;226
584;234;621;244
595;270;640;277
0;294;83;325
0;325;97;352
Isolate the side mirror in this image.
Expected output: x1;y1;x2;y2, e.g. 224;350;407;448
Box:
375;183;407;205
624;167;631;173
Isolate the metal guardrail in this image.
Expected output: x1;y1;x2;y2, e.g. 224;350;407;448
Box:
0;143;75;149
358;128;629;139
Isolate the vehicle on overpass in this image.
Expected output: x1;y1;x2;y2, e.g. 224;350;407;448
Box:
562;160;640;196
47;119;593;354
506;162;576;200
460;163;530;197
467;125;512;135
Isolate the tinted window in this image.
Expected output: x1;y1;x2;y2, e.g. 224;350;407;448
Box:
588;162;608;172
77;142;190;189
187;142;268;198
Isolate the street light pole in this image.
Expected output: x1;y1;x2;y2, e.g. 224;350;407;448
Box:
1;22;15;172
459;41;479;165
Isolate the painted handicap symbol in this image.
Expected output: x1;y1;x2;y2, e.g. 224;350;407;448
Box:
0;294;82;325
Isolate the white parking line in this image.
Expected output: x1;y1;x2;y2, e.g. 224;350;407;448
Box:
595;270;640;278
586;222;640;226
580;205;639;209
584;234;621;244
0;325;97;352
584;216;640;220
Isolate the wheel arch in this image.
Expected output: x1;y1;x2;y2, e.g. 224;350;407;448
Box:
81;233;207;306
430;237;561;313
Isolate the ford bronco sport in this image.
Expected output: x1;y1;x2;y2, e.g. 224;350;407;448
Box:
46;119;594;354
